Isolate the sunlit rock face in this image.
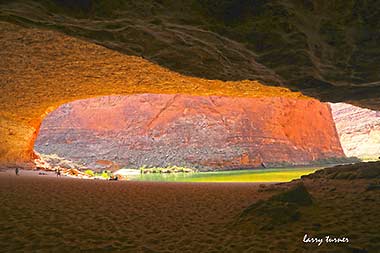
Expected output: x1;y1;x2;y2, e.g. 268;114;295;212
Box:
35;95;344;170
331;103;380;159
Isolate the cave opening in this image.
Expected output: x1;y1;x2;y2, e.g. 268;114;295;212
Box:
32;93;377;182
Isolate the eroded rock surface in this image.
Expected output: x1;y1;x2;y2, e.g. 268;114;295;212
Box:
35;95;344;170
331;103;380;159
1;1;380;108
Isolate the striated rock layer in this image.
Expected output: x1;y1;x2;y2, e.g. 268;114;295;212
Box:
35;95;344;170
331;103;380;159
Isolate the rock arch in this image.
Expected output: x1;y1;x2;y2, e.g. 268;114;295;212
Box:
0;22;305;167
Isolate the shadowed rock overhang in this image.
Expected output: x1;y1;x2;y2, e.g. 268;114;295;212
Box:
1;0;380;167
1;0;380;109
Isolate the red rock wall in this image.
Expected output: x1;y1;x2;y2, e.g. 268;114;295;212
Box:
35;95;344;170
330;103;380;159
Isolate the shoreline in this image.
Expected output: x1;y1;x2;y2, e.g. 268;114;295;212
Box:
0;168;283;184
1;162;370;184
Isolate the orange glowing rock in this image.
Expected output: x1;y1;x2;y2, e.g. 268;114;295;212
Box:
35;95;345;170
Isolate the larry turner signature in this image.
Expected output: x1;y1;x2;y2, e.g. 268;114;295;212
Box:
303;234;349;246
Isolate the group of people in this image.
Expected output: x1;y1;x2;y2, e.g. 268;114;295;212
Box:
14;167;62;177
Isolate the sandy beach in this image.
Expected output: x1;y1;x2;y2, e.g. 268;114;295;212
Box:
1;165;379;252
0;170;270;252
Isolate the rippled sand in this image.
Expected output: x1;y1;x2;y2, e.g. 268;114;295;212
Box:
0;170;269;252
1;167;379;252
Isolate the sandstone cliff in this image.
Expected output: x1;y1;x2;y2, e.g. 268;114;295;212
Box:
35;95;344;170
331;103;380;159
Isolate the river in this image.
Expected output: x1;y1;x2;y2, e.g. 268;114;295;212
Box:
127;167;322;183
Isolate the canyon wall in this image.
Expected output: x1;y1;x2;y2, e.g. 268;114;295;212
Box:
35;95;344;170
331;103;380;159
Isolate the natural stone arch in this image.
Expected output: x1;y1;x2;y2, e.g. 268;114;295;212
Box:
0;22;306;168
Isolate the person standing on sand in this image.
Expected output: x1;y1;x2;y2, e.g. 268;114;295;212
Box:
15;168;19;176
56;168;61;178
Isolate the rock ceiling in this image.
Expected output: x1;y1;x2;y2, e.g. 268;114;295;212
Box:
1;0;380;109
1;0;380;166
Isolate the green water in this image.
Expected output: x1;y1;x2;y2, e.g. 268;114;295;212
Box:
128;167;321;183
